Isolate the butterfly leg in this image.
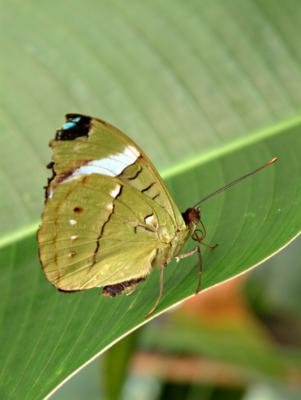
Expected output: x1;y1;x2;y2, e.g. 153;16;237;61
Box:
175;246;203;294
201;241;218;250
145;263;166;318
192;223;218;249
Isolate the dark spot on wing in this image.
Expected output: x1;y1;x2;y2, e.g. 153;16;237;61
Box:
134;221;156;234
152;193;160;200
82;175;89;184
144;213;154;221
55;114;91;141
44;161;88;201
127;165;142;180
142;182;155;193
57;170;74;184
47;161;54;169
44;167;56;201
73;206;83;213
44;115;91;199
92;185;123;264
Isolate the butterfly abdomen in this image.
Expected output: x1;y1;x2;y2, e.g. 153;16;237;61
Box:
102;278;145;297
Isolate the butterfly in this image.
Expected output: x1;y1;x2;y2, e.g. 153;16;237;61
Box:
37;114;278;316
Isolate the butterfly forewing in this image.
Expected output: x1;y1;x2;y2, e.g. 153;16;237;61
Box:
48;116;185;229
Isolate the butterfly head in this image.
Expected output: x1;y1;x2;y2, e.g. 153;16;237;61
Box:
182;207;201;226
182;207;210;245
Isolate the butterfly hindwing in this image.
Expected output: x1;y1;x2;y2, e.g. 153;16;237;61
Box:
39;173;170;290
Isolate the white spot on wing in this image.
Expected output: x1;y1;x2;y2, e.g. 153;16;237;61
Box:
48;145;140;197
145;215;155;225
69;219;77;225
70;235;78;240
110;184;121;198
70;145;140;178
128;144;140;158
106;203;113;211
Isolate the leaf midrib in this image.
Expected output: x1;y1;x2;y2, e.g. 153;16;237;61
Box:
1;112;301;251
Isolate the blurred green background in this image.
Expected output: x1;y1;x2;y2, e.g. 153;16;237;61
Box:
1;0;301;399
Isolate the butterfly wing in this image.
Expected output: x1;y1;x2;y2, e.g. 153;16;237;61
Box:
39;174;176;290
47;114;185;229
38;114;186;290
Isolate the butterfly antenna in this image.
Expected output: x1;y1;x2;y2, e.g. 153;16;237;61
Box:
193;157;279;208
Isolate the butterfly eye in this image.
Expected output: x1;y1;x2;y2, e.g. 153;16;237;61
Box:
182;208;200;224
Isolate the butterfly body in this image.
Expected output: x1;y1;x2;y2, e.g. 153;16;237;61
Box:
38;114;199;309
38;116;278;315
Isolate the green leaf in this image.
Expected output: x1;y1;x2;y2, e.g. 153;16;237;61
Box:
1;121;301;399
2;0;301;240
1;1;301;399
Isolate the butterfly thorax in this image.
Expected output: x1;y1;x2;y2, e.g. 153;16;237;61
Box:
153;208;199;267
153;226;189;267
